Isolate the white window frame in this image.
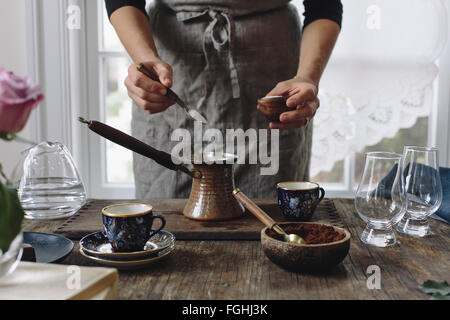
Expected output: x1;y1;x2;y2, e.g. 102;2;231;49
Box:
26;0;450;199
85;0;134;198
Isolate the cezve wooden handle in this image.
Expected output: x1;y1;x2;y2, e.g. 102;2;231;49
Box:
84;119;177;171
78;117;202;179
233;188;277;229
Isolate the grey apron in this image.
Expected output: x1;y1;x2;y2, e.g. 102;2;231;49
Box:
132;1;312;199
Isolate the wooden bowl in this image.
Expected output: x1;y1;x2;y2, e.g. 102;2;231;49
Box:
257;96;295;122
260;222;351;272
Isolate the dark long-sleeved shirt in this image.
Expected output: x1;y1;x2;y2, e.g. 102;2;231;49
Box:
105;0;343;29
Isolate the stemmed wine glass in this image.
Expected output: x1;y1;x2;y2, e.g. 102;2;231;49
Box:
397;146;442;237
355;152;407;247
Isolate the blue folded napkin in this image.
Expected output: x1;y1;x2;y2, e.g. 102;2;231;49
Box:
432;167;450;223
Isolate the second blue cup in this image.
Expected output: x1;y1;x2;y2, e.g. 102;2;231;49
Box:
277;181;325;221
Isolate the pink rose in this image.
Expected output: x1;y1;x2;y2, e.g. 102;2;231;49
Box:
0;67;43;135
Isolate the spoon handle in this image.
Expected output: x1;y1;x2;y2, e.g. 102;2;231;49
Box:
233;189;277;229
136;63;188;110
137;63;209;124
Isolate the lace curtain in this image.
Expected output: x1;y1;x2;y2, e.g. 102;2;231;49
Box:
291;0;448;176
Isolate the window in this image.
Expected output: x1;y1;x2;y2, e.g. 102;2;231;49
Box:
298;0;448;197
101;4;134;184
27;0;450;199
85;0;134;198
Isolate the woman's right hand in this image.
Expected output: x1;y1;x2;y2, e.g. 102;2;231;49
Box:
124;58;175;114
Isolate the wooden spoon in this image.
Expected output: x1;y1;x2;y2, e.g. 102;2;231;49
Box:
232;188;306;244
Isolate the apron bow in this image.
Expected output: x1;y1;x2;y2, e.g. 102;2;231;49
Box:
176;9;240;99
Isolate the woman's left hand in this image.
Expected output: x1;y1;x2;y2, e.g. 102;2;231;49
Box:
262;77;319;130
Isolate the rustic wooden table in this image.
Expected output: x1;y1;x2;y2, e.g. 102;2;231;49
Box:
23;199;449;300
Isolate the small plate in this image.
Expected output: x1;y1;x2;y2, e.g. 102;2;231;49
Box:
80;230;175;260
80;244;174;270
23;232;73;263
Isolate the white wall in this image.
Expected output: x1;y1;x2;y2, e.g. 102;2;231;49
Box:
0;0;34;178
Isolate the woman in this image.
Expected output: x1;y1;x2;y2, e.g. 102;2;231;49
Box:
106;0;342;198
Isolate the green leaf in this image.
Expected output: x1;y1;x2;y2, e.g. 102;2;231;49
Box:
0;181;24;253
418;280;450;296
431;293;450;300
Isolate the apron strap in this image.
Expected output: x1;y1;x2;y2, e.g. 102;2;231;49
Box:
176;9;241;99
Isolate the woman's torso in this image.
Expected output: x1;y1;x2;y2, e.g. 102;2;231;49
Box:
132;2;312;199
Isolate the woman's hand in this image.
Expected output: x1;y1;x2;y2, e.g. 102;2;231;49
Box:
261;77;320;129
124;58;175;114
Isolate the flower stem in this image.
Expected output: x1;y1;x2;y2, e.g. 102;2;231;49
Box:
0;163;12;186
14;135;37;146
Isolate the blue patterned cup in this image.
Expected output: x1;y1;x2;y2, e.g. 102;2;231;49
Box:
277;182;325;221
102;203;166;252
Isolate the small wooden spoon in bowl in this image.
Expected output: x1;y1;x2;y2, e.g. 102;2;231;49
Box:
233;188;306;245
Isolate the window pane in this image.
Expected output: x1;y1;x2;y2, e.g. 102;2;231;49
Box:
311;159;345;184
354;117;429;185
104;56;134;184
101;2;124;51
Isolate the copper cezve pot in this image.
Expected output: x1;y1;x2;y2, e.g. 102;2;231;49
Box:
79;118;245;221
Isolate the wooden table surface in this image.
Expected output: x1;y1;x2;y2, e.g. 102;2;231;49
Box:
23;199;449;300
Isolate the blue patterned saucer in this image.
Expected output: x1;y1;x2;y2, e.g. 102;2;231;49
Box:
80;230;175;261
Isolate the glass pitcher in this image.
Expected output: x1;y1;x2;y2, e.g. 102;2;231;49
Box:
18;141;86;219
